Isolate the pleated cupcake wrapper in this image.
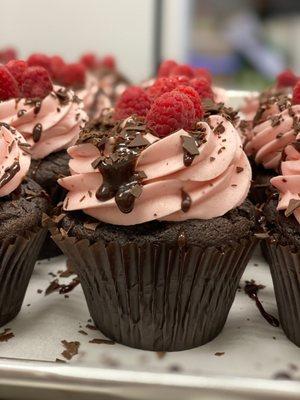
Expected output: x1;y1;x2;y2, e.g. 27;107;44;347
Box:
0;228;47;327
265;241;300;347
52;226;257;351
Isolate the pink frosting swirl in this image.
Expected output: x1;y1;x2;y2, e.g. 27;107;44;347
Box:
0;85;87;160
77;73;99;111
271;145;300;223
59;115;251;225
244;95;300;170
0;124;30;196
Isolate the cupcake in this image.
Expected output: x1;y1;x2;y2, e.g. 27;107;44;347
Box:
0;61;87;258
0;122;49;326
50;84;257;351
263;142;300;346
243;81;300;205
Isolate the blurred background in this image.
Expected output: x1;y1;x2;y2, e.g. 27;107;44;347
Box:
0;0;299;88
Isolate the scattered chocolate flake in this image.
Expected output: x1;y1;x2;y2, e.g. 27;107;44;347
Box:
83;221;99;231
32;123;43;142
88;190;92;198
8;140;15;153
55;358;66;363
270;115;283;127
52;213;66;224
57;107;61;113
55;88;70;105
64;295;69;299
45;279;60;295
210;157;215;162
37;289;43;294
0;161;20;189
156;352;166;359
79;195;86;202
127;133;150;148
244;280;279;327
181;190;191;212
18;142;31;154
213;121;225;135
48;272;57;278
91;156;104;169
276;132;283;139
78;330;88;336
168;365;182;373
181;135;199;166
0;328;14;342
17;109;26;118
273;372;292;380
59;278;80;294
214;352;225;357
86;324;98;330
285;199;300;217
89;338;115;345
282;178;287;183
231;184;237;187
61;340;80;360
236;167;244;174
217;146;226;154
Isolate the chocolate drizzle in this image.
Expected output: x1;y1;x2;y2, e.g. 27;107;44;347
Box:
181;190;191;212
32;123;43;142
0;160;20;189
244;280;279;327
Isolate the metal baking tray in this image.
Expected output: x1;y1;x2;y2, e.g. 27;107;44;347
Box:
1;91;300;399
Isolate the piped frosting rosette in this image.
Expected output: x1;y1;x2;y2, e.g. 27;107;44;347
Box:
0;85;87;160
0;123;30;196
271;144;300;223
59;114;251;225
244;95;300;170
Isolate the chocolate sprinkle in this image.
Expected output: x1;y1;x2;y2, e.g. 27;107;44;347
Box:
32;123;43;142
181;190;191;212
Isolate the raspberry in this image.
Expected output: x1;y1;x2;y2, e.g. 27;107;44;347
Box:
50;55;65;80
0;47;17;63
146;91;196;137
157;59;177;77
147;76;188;100
80;53;98;70
6;60;28;88
0;66;20;100
189;77;213;100
194;67;212;84
292;81;300;104
101;55;116;70
170;64;194;78
115;86;151;120
21;66;53;99
59;63;86;88
277;69;298;88
27;53;52;75
174;86;203;118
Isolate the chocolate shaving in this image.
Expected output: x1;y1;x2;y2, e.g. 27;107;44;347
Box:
0;328;14;342
89;338;115;345
181;135;199;166
45;279;60;295
0;161;20;189
78;330;88;335
86;324;98;330
285;199;300;217
61;340;80;360
236;167;244;173
210;157;215;162
127;134;150;148
83;222;99;231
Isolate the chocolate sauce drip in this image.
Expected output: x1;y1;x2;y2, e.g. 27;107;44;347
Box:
244;280;279;327
96;152;143;213
0;161;20;189
181;190;191;212
32;123;43;142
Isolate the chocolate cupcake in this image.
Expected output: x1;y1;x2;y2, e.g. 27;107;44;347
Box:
50;89;257;350
241;70;299;204
1;61;87;258
263;142;300;347
0;123;49;326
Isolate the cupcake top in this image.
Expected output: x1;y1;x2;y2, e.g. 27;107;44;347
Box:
0;122;30;196
59;88;251;226
271;144;300;223
0;60;87;160
244;86;300;171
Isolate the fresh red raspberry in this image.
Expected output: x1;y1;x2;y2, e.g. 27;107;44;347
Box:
59;63;86;89
0;66;20;100
6;60;28;88
170;64;194;78
27;53;52;75
189;77;213;100
21;66;53;99
101;55;116;70
147;76;189;99
50;55;65;81
0;48;17;63
80;53;98;70
194;67;212;84
146;91;196;137
115;86;151;120
277;69;298;88
157;59;177;77
174;86;203;118
292;81;300;104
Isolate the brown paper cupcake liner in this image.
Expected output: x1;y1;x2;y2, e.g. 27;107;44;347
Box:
265;241;300;347
0;228;47;327
52;228;257;351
